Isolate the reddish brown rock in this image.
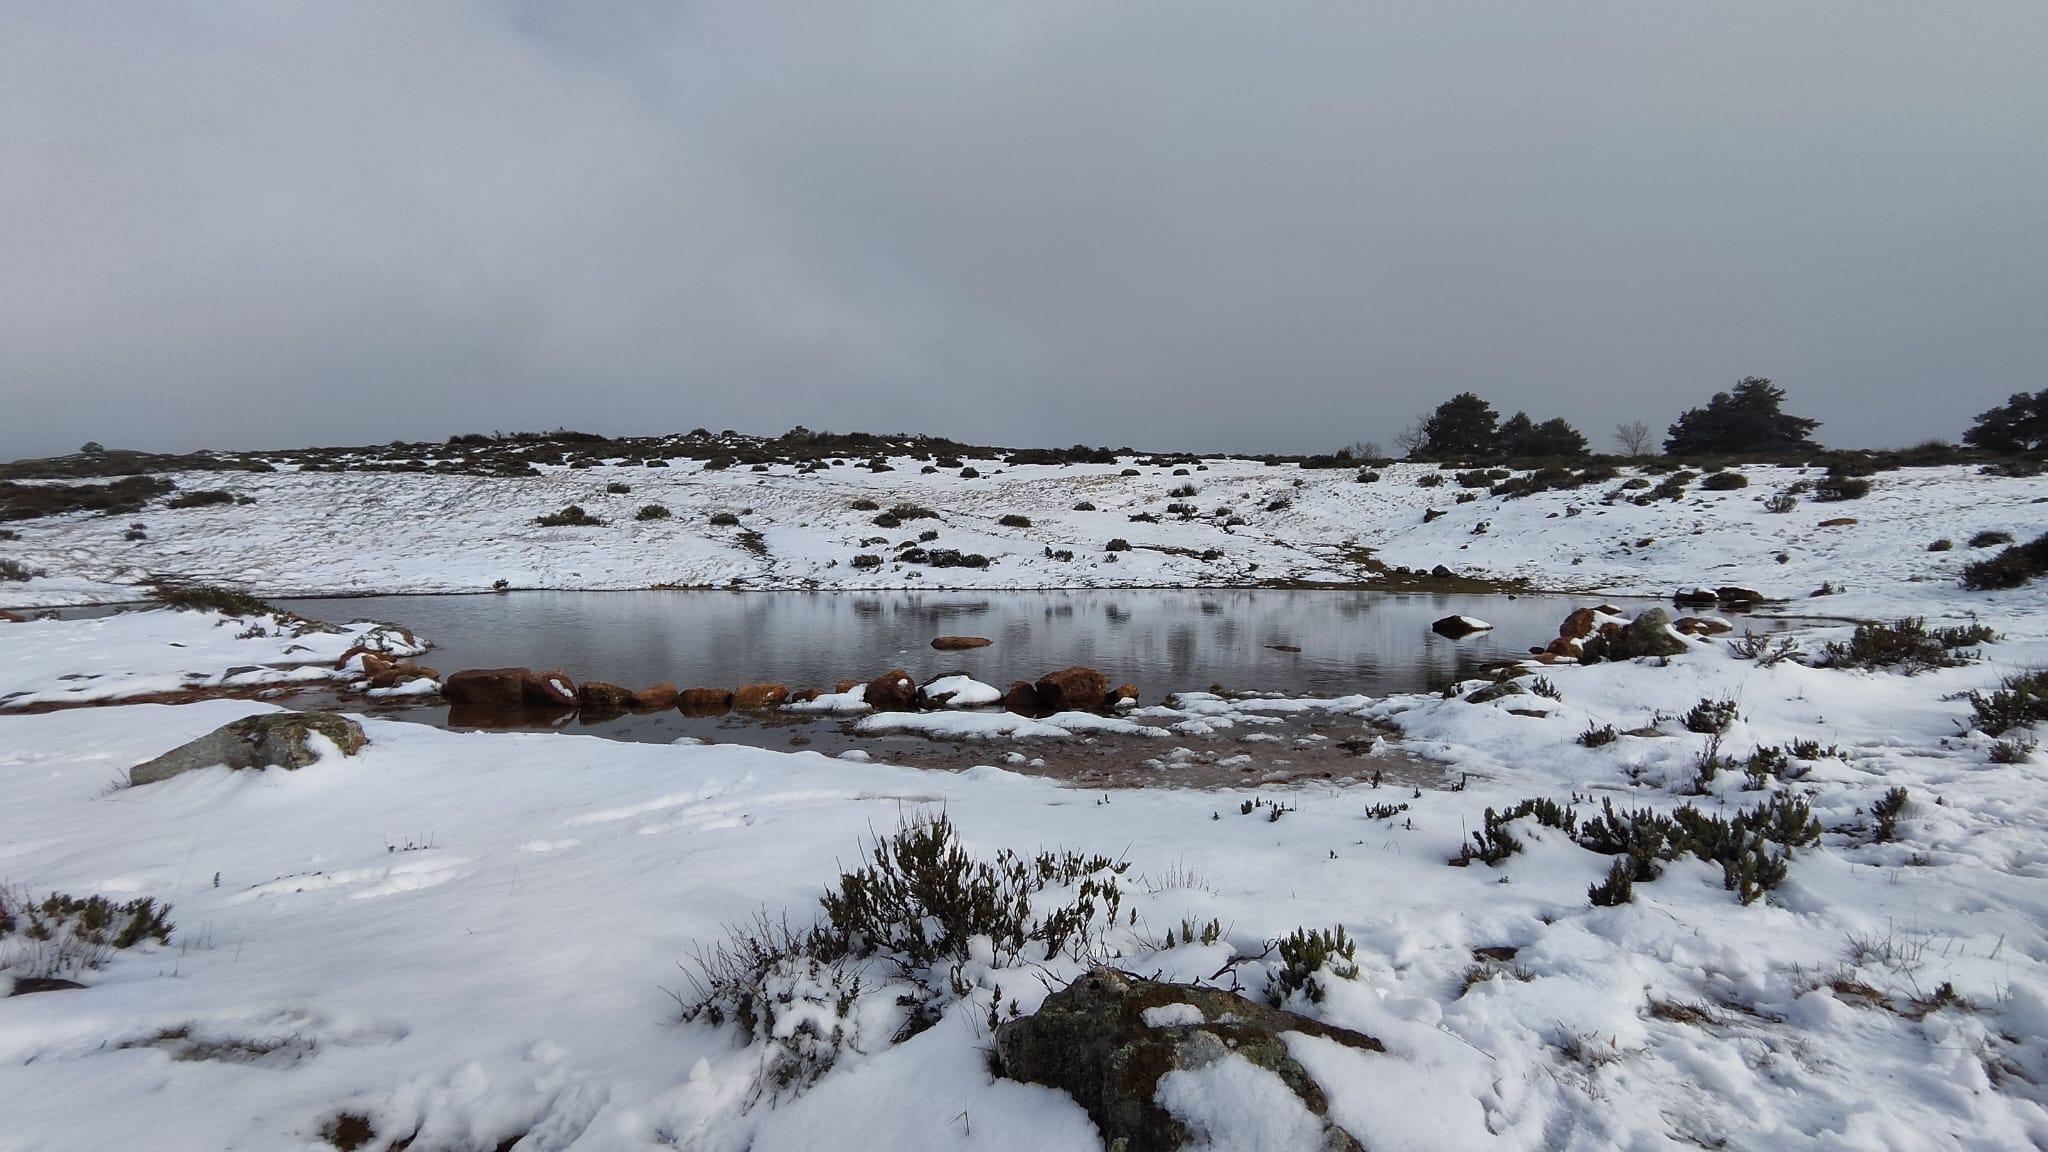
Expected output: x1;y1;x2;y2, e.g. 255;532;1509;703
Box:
1109;683;1140;705
0;609;25;623
835;679;864;694
528;670;578;708
677;688;734;715
1035;666;1108;713
1673;616;1734;637
734;683;790;710
864;668;920;712
930;636;993;651
790;688;822;704
628;683;679;710
444;667;541;710
369;663;439;690
1817;517;1858;528
1544;607;1607;657
1003;681;1043;715
579;681;635;710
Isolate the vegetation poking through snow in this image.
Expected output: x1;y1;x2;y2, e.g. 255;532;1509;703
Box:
1267;925;1359;1005
1819;617;1994;672
145;583;273;618
535;505;602;527
0;887;174;978
1967;669;2048;736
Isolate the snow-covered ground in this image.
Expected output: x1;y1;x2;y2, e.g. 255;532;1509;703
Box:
4;458;2044;624
4;456;2048;1149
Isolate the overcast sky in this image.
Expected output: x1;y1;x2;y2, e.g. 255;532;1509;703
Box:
3;2;2043;461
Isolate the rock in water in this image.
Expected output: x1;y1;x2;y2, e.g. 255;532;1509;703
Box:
1431;615;1493;638
863;669;920;712
131;712;368;786
1035;666;1108;712
733;683;790;709
995;967;1377;1152
929;635;993;650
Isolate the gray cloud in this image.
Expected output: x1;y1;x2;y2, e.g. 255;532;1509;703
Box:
3;1;2044;459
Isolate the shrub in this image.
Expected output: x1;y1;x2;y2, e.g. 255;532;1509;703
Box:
146;583;272;617
635;504;672;521
1459;798;1579;866
708;511;741;526
536;505;602;527
998;514;1031;528
1961;532;2048;590
1;476;176;522
1684;697;1739;734
889;504;939;520
1121;468;1140;477
1588;858;1635;906
0;558;39;582
606;481;632;494
1073;501;1096;511
1872;787;1909;842
1416;473;1446;488
1928;538;1953;552
959;467;981;478
1990;735;2037;764
1700;471;1748;491
1573;794;1817;905
1578;723;1619;748
919;550;989;569
871;512;901;528
1167;483;1198;498
1264;496;1293;512
1762;491;1799;514
0;888;174;978
1636;471;1696;504
0;529;15;541
167;489;236;509
918;529;939;542
1969;530;2014;548
1619;477;1650;490
1105;538;1131;552
850;553;883;569
1813;475;1871;502
1267;926;1359;1005
1357;469;1380;483
1968;670;2048;736
1819;617;1993;672
1164;503;1197;517
850;498;880;511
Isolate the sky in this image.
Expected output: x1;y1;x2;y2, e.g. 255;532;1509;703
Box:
2;2;2044;461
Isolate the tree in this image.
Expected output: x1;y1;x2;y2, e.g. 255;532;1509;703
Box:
1963;390;2048;453
1392;418;1429;459
1612;421;1652;456
1419;393;1499;459
79;441;104;455
1663;377;1820;455
1498;415;1588;458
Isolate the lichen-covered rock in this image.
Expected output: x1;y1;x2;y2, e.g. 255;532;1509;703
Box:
995;968;1377;1152
1036;666;1108;712
1465;680;1528;704
1583;608;1690;662
131;712;367;786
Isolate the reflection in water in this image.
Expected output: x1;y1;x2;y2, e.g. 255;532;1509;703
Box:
280;589;1800;699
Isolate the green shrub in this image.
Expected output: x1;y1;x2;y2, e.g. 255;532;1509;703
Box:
1684;697;1739;734
1762;491;1799;513
0;888;174;977
871;512;902;528
1073;501;1096;511
1820;617;1993;672
146;583;272;617
1968;669;2048;735
918;529;939;542
1416;473;1446;488
536;505;602;527
1578;723;1618;748
1167;483;1198;498
709;511;741;526
1700;471;1748;490
1928;538;1953;552
850;498;880;511
1357;469;1380;483
1872;787;1909;842
635;504;672;521
998;514;1031;528
1961;533;2048;590
1105;538;1131;552
1267;926;1359;1005
889;503;939;520
850;553;883;569
0;558;39;582
1969;530;2014;548
959;467;981;478
1814;475;1871;501
0;476;175;522
605;481;632;494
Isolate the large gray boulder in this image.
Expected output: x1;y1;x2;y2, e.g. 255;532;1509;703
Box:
1582;608;1691;662
130;712;367;786
995;967;1378;1152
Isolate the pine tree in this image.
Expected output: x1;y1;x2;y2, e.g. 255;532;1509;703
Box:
1664;377;1820;455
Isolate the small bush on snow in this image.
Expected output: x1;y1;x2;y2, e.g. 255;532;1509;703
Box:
1683;697;1740;734
1968;669;2048;736
1820;617;1993;672
1267;925;1359;1005
0;887;174;978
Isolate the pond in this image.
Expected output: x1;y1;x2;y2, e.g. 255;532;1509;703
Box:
279;588;1801;700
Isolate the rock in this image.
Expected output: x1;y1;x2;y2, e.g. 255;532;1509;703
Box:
733;683;790;710
1003;680;1042;715
368;663;438;690
443;667;573;711
1429;564;1455;578
789;688;822;704
1266;644;1302;653
834;679;864;694
1673;616;1734;637
1817;516;1858;528
1714;586;1764;606
1543;606;1614;657
1422;508;1447;523
1036;667;1108;712
677;688;734;715
863;669;920;712
1110;683;1140;706
995;967;1376;1152
1584;608;1689;662
1431;615;1492;639
1672;587;1720;607
131;712;368;786
628;683;680;710
930;635;993;650
528;669;578;709
0;609;26;624
1466;680;1527;704
579;681;636;710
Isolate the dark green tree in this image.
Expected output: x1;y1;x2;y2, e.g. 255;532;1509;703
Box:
1497;413;1588;458
1963;390;2048;454
1420;393;1500;459
1664;377;1820;455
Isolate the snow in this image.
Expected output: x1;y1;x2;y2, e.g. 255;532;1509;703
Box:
4;456;2048;1149
921;674;1002;707
1141;1002;1206;1028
